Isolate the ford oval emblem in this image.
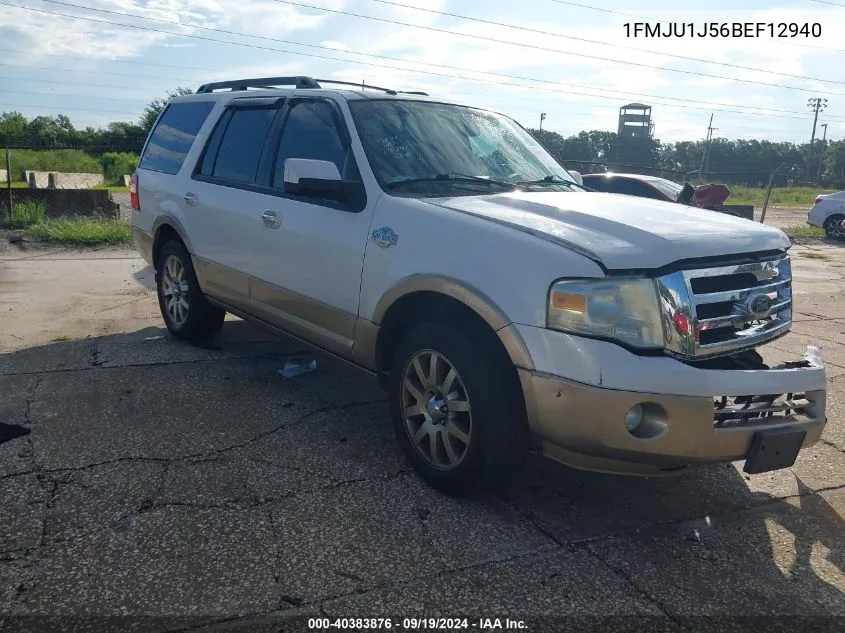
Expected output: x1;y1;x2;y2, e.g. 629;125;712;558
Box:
746;293;773;318
371;227;398;249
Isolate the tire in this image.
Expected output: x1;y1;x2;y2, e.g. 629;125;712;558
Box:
388;321;529;495
823;214;845;241
156;240;225;343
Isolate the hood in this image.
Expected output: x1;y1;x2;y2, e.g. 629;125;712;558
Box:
425;191;790;270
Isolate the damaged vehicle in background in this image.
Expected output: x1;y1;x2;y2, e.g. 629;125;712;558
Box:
582;172;739;216
131;75;827;494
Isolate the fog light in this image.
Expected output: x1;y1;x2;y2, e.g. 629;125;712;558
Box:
624;404;644;432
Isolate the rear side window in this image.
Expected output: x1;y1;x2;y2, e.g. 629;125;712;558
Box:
210;108;278;184
139;102;214;175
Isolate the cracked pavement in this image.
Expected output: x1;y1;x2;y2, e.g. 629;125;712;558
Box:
0;245;844;632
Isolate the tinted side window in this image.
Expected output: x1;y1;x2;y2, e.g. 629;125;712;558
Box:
212;108;278;184
139;102;214;175
583;177;610;192
616;179;664;199
273;100;349;185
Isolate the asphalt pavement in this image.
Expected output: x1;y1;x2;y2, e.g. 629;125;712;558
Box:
0;242;843;632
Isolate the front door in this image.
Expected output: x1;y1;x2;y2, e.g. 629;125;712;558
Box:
246;97;376;357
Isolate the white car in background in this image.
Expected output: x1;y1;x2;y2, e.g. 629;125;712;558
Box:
808;191;845;240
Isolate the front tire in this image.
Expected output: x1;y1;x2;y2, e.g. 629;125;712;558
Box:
156;240;225;342
388;321;529;495
823;214;845;241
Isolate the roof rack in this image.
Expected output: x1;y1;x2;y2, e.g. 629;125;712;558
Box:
196;76;321;93
195;76;428;96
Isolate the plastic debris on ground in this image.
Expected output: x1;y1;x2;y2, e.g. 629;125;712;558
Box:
278;356;317;378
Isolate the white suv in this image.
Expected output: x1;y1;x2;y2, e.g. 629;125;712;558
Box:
131;76;827;493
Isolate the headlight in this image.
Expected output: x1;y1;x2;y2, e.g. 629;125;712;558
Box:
547;278;664;349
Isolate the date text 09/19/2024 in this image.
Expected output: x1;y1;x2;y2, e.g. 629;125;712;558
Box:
307;618;527;630
624;22;821;38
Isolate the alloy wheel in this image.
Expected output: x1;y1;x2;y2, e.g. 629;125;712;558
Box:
162;254;190;326
400;349;473;470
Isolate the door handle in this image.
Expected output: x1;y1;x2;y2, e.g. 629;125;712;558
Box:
261;210;281;229
184;192;198;206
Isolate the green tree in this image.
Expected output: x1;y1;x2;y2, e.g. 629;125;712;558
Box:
139;87;194;134
0;111;28;146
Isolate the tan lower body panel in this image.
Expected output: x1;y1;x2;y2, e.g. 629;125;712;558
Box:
519;369;825;476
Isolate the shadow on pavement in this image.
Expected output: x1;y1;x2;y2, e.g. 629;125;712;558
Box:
0;319;842;624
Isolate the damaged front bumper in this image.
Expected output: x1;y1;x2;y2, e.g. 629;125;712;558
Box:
514;327;827;476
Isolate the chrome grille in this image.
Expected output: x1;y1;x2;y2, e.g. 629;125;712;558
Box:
658;255;792;358
713;393;809;429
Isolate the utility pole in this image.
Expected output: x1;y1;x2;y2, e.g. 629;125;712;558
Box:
806;97;828;180
539;113;546;131
816;122;829;183
698;114;716;180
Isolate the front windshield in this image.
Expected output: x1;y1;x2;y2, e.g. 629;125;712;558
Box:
348;99;579;195
649;177;684;201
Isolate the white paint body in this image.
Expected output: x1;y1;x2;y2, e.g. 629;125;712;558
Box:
133;88;826;403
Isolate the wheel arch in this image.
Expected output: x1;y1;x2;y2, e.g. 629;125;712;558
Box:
151;216;194;269
368;275;534;386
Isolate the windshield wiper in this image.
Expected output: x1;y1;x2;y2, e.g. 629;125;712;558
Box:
386;173;516;190
516;175;580;189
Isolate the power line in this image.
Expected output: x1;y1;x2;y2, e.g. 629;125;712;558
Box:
365;0;844;85
2;2;838;122
0;62;191;84
0;48;222;74
270;0;845;94
807;0;845;7
0;89;149;104
0;102;140;115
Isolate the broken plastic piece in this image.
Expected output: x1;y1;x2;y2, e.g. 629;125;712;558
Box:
279;357;317;378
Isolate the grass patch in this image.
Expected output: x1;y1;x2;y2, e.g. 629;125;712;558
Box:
26;218;132;246
51;334;73;342
779;224;826;238
5;181;29;188
91;184;130;193
798;252;830;260
9;200;47;229
728;186;835;208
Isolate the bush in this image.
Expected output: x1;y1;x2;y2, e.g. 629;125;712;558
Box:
9;199;46;229
25;218;132;245
11;149;101;180
100;152;139;185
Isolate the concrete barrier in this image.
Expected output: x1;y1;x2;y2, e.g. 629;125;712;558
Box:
0;169;7;183
123;175;131;187
48;172;104;189
28;171;51;189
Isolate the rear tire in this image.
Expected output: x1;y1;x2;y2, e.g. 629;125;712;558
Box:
388;321;529;495
156;240;225;343
823;214;845;241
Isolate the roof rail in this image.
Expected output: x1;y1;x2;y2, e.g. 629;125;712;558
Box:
195;76;430;96
196;76;321;93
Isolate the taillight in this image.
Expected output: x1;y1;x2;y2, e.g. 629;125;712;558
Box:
130;173;140;211
814;195;822;205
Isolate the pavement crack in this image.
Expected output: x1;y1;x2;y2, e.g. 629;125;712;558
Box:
88;342;105;367
820;438;845;455
583;545;680;622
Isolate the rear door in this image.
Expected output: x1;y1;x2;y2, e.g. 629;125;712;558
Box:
187;98;285;307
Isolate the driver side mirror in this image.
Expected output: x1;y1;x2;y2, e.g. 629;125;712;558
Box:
283;158;358;202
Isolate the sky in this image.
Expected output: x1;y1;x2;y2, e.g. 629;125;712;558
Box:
0;0;844;144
